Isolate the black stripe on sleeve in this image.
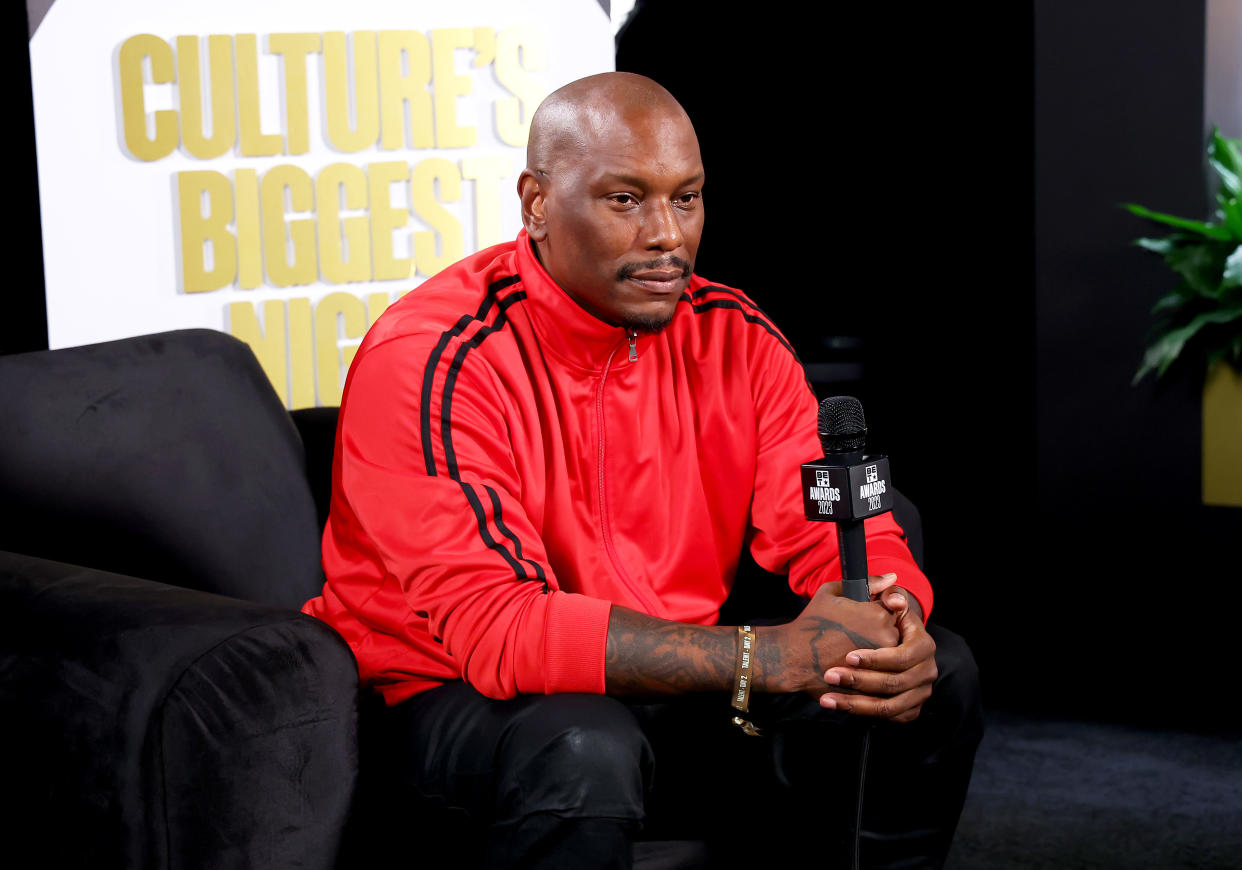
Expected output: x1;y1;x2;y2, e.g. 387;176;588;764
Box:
437;288;527;479
689;298;800;358
690;285;783;327
457;479;532;581
418;275;519;476
421;315;474;476
439;309;513;479
430;284;548;586
688;291;816;398
485;483;547;588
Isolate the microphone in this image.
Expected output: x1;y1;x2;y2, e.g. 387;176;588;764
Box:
800;396;894;602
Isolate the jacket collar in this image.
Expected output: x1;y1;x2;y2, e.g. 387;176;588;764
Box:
515;230;642;371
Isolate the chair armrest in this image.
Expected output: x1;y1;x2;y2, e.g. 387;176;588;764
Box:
0;551;359;870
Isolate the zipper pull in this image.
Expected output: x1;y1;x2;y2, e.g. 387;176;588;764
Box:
627;330;638;362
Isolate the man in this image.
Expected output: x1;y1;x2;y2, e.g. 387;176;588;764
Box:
304;72;981;868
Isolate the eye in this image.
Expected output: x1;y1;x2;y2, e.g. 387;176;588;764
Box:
607;193;640;208
674;191;701;209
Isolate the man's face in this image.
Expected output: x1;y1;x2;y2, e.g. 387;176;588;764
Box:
524;105;705;333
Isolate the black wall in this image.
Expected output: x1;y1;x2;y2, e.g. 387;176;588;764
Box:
622;1;1238;727
1033;1;1241;726
619;3;1038;711
3;2;46;356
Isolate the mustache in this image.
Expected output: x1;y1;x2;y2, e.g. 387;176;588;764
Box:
616;257;692;281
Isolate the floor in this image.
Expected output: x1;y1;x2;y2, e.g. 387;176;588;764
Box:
947;708;1242;869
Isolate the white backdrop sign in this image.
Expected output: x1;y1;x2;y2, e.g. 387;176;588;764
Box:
31;0;613;406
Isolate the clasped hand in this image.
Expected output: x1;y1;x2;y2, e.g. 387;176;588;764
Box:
780;574;937;723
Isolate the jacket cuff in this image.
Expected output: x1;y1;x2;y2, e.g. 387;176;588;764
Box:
543;592;612;694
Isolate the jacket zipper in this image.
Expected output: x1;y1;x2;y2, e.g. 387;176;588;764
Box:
596;331;660;613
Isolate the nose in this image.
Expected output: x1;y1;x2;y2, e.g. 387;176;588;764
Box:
641;199;684;252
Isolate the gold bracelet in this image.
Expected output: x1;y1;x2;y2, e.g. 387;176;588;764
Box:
731;624;761;737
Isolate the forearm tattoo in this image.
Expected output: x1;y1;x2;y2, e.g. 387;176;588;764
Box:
604;608;883;698
605;606;733;697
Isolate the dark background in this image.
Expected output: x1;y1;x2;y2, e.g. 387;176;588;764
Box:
618;0;1235;728
5;1;1236;728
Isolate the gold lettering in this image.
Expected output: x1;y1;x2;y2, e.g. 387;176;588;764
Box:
317;162;371;283
324;31;380;153
349;292;398;371
261;164;317;287
236;34;283;156
118;34;177;161
315;291;368;405
234;168;263;289
378;30;434;150
176;35;235;159
229;299;288;405
366;291;390;326
177;170;235;293
460;155;511;250
494;26;546;147
471;27;495;67
411;158;463;277
430;28;477;148
268;33;321;155
289;297;315;408
367;161;413;280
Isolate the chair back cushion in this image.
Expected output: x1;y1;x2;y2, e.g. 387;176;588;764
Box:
0;329;325;609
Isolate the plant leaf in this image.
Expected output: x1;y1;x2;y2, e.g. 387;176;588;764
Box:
1217;193;1242;238
1129;131;1242;385
1134;305;1242;383
1151;287;1192;314
1165;243;1227;296
1220;283;1242;306
1124;203;1232;239
1134;236;1177;255
1224;245;1242;287
1209;127;1242;199
1133;232;1199;254
1135;336;1180;384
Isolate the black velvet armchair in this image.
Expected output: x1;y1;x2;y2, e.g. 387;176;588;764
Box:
0;329;358;869
0;327;924;869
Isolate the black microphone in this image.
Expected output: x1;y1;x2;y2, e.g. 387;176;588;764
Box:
800;396;894;602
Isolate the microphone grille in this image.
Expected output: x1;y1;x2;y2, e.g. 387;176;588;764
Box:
818;396;866;453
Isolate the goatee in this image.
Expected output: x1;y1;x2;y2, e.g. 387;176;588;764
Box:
620;311;676;335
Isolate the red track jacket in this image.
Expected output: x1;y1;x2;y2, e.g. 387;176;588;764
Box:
303;232;932;705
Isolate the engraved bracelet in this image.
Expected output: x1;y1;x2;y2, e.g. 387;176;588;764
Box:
731;624;761;736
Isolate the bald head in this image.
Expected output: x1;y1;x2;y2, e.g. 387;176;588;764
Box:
517;72;705;334
526;72;694;177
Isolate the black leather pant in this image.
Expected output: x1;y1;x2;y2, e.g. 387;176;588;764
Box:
365;625;981;869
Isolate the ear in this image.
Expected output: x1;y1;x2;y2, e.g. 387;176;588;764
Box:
518;169;548;242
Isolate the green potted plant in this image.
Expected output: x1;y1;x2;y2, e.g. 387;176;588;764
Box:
1126;126;1242;506
1126;128;1242;382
